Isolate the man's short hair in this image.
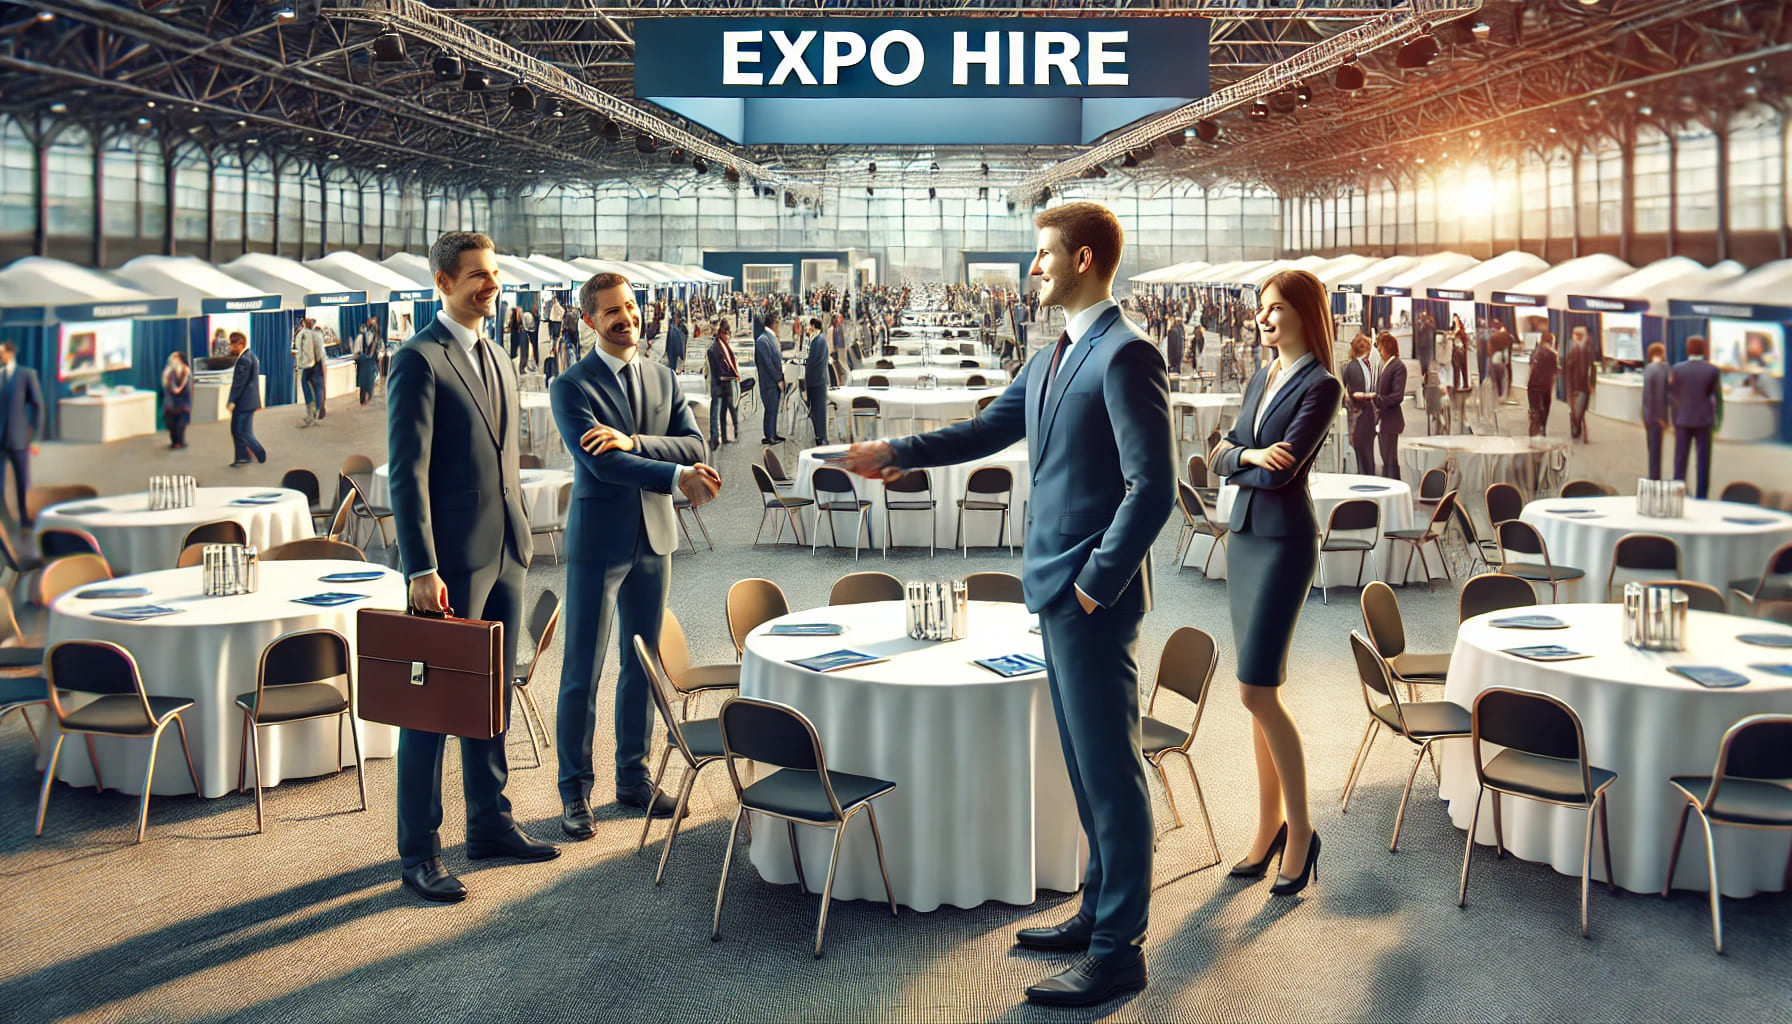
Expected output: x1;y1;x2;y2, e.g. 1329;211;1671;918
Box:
1034;202;1124;281
229;331;248;347
0;341;13;355
1687;335;1708;357
1375;331;1399;357
580;272;632;320
429;232;494;278
765;311;780;326
1647;343;1666;360
809;317;822;331
1539;331;1555;347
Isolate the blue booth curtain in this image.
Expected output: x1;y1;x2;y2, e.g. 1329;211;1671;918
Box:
130;318;190;430
1639;316;1667;361
251;309;301;407
411;299;442;335
1665;317;1704;364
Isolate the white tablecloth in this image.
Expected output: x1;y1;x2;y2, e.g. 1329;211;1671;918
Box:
323;357;357;399
1441;606;1792;896
850;367;1009;388
1522;497;1792;602
57;391;157;443
39;487;317;574
890;339;979;358
828;386;1002;430
874;353;998;369
371;464;570;530
793;443;1030;550
1188;473;1444;583
42;560;406;798
518;392;555;456
1401;434;1572;533
741;601;1084;911
1170;393;1242;444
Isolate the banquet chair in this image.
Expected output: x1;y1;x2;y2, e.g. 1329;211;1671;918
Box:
263;538;366;561
866;374;891;388
956;466;1015;558
849;396;882;442
881;470;936;558
1729;540;1792;616
509;591;561;768
519;453;545;470
633;634;729;885
965;374;988;387
0;527;44;605
1176;482;1229;579
280;469;334;531
762;449;796;493
529;481;573;562
1606;533;1683;600
1314;499;1381;604
1485;482;1525;528
1561;479;1613;499
975;394;998;417
324;495;355;544
0;673;49;749
181;520;248;551
657;609;739;719
1453;503;1502;573
38;639;200;844
1459;686;1617;938
1342;634;1472;852
1360;581;1449;699
673;489;714;553
711;695;898;958
176;544;207;568
338;454;377;501
1661;713;1792;953
1496;520;1587;602
0;589;43;670
235;628;366;832
1141;627;1221;865
26;484;100;525
1384;490;1457;587
38;553;111;605
1458;573;1538;622
874;359;895;370
1718;481;1765;506
1648;580;1727;614
964;571;1024;604
829;571;903;606
752;465;812;548
726;578;790;658
809;467;873;561
38;527;103;564
959;360;979;369
1414;468;1448;516
338;474;395;553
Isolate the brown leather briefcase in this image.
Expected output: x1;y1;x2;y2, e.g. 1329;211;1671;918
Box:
357;607;506;739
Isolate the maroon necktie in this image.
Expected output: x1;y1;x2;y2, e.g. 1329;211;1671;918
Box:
1041;331;1070;413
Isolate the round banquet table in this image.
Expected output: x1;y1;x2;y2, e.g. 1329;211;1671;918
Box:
1521;496;1792;603
849;367;1009;388
1401;434;1572;533
1170;392;1242;444
873;353;998;370
792;443;1030;550
518;391;555;456
1188;472;1444;583
741;600;1085;911
1440;606;1792;896
828;386;1003;431
675;372;707;395
372;464;571;531
890;339;981;358
42;559;407;798
38;487;316;574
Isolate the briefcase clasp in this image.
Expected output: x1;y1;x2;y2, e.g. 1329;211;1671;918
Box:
409;661;426;686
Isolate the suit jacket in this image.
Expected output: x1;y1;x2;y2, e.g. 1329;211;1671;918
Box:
890;306;1174;614
1165;325;1185;372
1213;359;1342;537
1529;344;1559;397
664;324;686;368
0;363;45;450
1565;338;1597;395
551;350;705;561
227;351;261;412
706;339;739;386
754;329;783;386
386;317;533;577
1669;358;1721;429
804;333;830;389
1641;360;1671;424
1341;357;1376;445
1373;357;1406;434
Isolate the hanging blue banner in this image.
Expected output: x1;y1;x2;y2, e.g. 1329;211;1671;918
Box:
303;291;367;307
1567;295;1651;314
1668;299;1792;322
201;295;282;314
1427;288;1475;301
1491;291;1546;307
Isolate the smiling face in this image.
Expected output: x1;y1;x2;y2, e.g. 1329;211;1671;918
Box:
1256;282;1305;354
587;282;641;353
1029;226;1087;309
436;247;500;327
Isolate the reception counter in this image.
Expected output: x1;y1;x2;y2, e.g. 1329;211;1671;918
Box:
1592;372;1780;443
192;374;266;422
59;389;157;443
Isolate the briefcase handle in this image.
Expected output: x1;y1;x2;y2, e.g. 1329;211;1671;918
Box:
407;603;457;620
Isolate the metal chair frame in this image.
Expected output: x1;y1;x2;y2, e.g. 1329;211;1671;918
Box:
633;634;729;885
1314;498;1382;604
1387;490;1458;588
236;628;366;832
809;467;873;561
1341;634;1471;852
1142;627;1221;868
510;591;561;768
955;466;1014;558
881;470;936;558
752;464;812;548
1495;520;1585;602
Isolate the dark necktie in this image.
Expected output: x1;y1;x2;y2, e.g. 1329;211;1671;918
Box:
475;337;502;433
1041;331;1071;414
620;360;641;427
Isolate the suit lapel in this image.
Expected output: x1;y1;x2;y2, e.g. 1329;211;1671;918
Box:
641;359;662;433
434;320;501;451
1257;359;1319;434
1236;367;1269;448
1037;305;1121;460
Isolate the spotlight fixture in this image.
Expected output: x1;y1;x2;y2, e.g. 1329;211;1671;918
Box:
1471;20;1491;39
1638;104;1653;116
1122;152;1139;168
1296;84;1312;107
508;84;535;111
1395;34;1439;69
433;52;462;80
372;28;406;62
1576;0;1598;6
1267;89;1298;114
668;147;686;164
692;156;708;174
1192;119;1220;143
461;65;490;91
635;131;658;153
1249;100;1270;119
1334;57;1365;91
868;161;877;175
49;101;66;114
136;116;150;125
274;7;294;21
35;10;54;21
978;186;988;200
602;118;621;142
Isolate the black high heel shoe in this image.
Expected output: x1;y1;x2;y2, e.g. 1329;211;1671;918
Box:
1270;831;1321;897
1229;822;1288;879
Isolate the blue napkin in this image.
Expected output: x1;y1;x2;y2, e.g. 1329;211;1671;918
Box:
1737;633;1792;649
1723;517;1779;526
75;586;152;600
91;604;185;621
230;498;280;506
249;492;286;500
52;504;108;516
1548;507;1597;515
1670;665;1748;689
789;649;887;673
1349;484;1390;492
1502;644;1591;662
769;623;846;636
973;653;1049;678
319;571;386;583
292;592;369;607
1490;614;1568;629
1748;663;1792;678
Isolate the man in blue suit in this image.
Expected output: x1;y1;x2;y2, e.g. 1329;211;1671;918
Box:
224;333;266;468
1671;335;1723;498
837;203;1174;1007
803;315;831;445
755;311;786;445
550;272;719;838
0;342;44;525
664;316;687;373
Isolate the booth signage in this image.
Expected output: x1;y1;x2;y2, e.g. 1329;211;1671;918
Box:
1376;286;1411;297
303;291;366;307
1335;283;1363;294
1492;291;1545;307
201;295;281;314
1668;299;1792;322
48;299;179;322
392;289;434;302
634;17;1208;145
1567;295;1651;314
1427;288;1475;301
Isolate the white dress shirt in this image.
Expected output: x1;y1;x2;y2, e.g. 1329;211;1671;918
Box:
1059;297;1118;360
1254;351;1316;434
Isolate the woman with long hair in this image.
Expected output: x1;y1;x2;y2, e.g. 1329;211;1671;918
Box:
162;349;192;449
1208;268;1342;898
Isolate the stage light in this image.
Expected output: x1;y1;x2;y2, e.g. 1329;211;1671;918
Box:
1267;89;1298;114
433;52;461;80
1249;100;1270;119
1122;152;1139;168
372;29;406;62
1638;105;1653;116
928;187;937;199
461;66;489;91
1395;34;1439;69
274;7;294;21
35;10;54;21
1471;20;1491;39
1296;84;1312;107
692;156;708;174
635;131;658;153
1192;119;1220;143
602;118;621;142
508;84;535;111
1334;58;1365;91
49;102;66;114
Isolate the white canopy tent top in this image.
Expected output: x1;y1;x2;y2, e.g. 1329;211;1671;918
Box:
306;251;431;303
1580;256;1745;316
638;261;708;285
493;255;566;292
1129;260;1212;284
0;256;166;310
380;253;435;288
1429;250;1551;304
683;264;734;285
1174;259;1247;284
1698;258;1792;304
1331;254;1424;293
112;256;274;318
1307;254;1378;289
1237;255;1326;288
1499;253;1636;309
525;255;592;291
1195;259;1274;286
222;253;360;307
1382;251;1482;292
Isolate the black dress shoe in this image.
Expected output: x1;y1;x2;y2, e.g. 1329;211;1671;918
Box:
1025;954;1147;1007
401;858;467;903
562;798;595;840
760;437;777;445
616;781;689;819
466;830;561;862
1015;914;1094;951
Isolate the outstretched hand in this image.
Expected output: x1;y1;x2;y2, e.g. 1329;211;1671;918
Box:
679;463;722;507
828;441;903;482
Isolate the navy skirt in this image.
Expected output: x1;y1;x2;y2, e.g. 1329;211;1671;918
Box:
1226;529;1319;686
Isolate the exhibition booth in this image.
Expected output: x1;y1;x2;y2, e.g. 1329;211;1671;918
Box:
1661;259;1791;442
306;250;439;351
1480;253;1634;390
222;253;368;405
113;256;278;421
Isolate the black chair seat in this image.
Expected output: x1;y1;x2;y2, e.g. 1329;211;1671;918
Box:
0;675;48;705
1384;528;1438;542
818;500;872;512
1483;749;1615;804
358;505;394;518
958;500;1009;511
1140;715;1190;756
1372;699;1471;739
62;694;194;735
235;682;349;722
1194;487;1220;506
1390;651;1451;681
0;646;45;669
766;496;815;510
1322;538;1377;552
1502;562;1586;583
1730;578;1792;602
1669;776;1792;827
741;767;896;822
885;500;936;511
671;717;727;760
677;663;741;694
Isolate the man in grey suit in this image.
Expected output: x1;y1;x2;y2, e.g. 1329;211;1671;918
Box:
0;342;44;525
224;333;265;468
387;232;559;903
755;311;786;445
551;272;720;837
836;203;1173;1007
1165;317;1185;377
1641;342;1671;479
803;316;831;445
1671;335;1723;498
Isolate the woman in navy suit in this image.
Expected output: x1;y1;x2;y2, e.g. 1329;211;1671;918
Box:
1208;269;1342;898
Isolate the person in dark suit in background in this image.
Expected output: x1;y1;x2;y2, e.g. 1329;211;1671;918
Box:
224;333;265;468
664;316;687;373
706;320;741;451
803;316;830;446
551;272;719;837
1342;332;1377;476
1487;320;1514;399
755;311;786;445
1641;343;1671;480
0;341;45;525
1372;331;1405;481
1527;331;1559;437
1564;325;1597;443
1671;335;1723;498
836;202;1173;1007
386;232;559;903
1165;317;1186;379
